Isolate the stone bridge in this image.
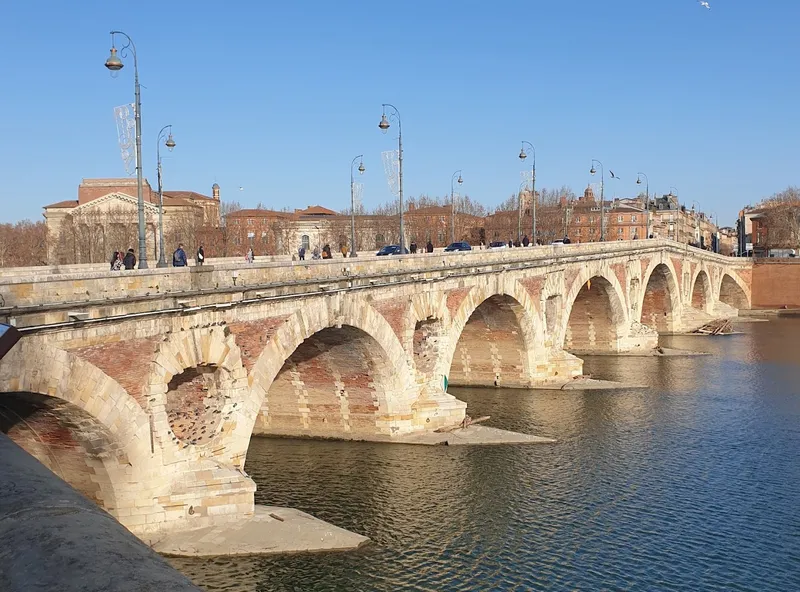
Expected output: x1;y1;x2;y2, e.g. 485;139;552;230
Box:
0;239;751;540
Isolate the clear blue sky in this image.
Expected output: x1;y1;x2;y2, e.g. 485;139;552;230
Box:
1;0;798;226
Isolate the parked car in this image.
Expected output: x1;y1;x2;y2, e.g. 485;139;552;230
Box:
551;240;565;246
488;241;508;249
444;241;472;252
376;245;409;256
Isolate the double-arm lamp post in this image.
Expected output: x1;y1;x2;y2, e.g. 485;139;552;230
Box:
156;126;176;267
636;172;649;239
378;104;405;252
105;31;147;269
350;155;365;257
519;142;536;244
590;160;605;241
450;170;463;243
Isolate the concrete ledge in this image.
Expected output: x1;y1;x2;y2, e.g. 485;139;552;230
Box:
152;505;369;557
0;434;201;591
254;425;555;446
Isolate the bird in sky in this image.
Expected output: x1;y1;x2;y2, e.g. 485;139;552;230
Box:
698;1;711;9
239;186;244;191
610;171;620;180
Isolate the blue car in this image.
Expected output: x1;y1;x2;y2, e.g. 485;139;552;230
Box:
376;245;409;256
444;241;472;252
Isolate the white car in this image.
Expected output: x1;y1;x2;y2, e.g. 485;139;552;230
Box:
488;241;508;249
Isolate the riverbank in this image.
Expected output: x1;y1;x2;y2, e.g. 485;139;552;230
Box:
153;506;370;557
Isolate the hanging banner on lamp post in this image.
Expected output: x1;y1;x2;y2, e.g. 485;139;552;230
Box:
113;103;136;176
382;149;400;197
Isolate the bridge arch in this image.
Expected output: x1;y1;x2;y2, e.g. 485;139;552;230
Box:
691;268;713;312
562;266;628;353
718;271;750;310
246;299;417;443
442;280;541;388
639;260;681;333
0;341;151;517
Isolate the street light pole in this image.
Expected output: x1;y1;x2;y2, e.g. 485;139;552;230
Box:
636;172;649;239
590;160;605;241
519;142;536;244
156;126;176;268
105;31;147;269
350;155;365;257
378;104;404;253
450;170;463;243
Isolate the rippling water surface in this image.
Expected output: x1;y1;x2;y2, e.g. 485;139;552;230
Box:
171;317;800;591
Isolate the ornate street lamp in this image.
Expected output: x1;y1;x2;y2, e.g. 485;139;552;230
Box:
450;170;463;243
636;172;649;239
519;141;536;244
350;155;365;257
105;31;147;269
378;104;405;252
590;159;605;241
156;125;176;268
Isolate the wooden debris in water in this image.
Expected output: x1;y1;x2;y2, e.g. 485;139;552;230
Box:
434;415;491;433
692;319;733;335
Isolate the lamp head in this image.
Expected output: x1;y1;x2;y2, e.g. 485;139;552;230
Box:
358;161;365;175
165;133;176;151
105;46;123;71
378;114;390;133
590;166;596;175
457;174;463;185
518;149;527;161
636;177;641;185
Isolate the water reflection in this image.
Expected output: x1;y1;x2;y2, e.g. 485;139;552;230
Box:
170;318;800;592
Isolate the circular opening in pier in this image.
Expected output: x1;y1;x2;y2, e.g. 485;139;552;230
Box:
166;365;225;446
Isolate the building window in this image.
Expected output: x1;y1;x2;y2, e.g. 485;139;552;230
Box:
575;229;581;236
631;215;637;223
261;231;268;243
247;219;253;226
617;215;624;222
376;233;385;246
574;216;581;223
589;216;595;224
437;231;444;243
301;235;310;250
618;228;624;236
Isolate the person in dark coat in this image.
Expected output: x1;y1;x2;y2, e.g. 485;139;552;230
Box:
426;240;434;253
110;251;119;270
410;242;417;254
196;246;205;266
522;234;530;247
122;248;136;270
508;238;514;248
172;244;188;267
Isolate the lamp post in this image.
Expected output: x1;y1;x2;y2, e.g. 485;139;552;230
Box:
378;104;405;252
156;126;176;268
636;172;649;239
590;160;605;241
450;170;463;243
350;155;365;257
519;142;536;244
105;31;147;269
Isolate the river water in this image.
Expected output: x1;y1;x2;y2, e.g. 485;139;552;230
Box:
171;317;800;591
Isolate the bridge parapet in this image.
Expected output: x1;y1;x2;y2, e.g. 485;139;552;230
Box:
0;239;750;317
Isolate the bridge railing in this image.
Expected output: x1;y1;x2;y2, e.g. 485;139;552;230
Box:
0;239;748;313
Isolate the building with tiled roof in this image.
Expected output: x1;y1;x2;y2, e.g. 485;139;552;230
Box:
44;178;221;265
